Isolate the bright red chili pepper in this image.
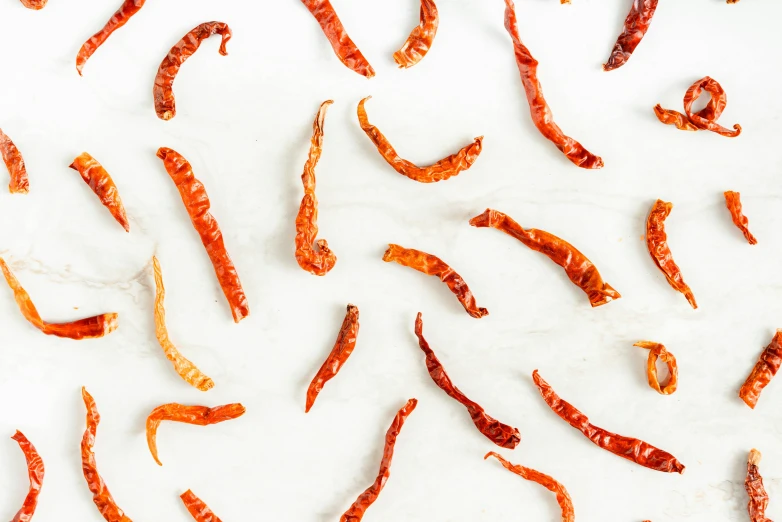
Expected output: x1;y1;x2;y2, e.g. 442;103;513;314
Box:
181;490;222;522
11;430;44;522
76;0;146;75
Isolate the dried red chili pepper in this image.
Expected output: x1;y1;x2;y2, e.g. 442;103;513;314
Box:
146;403;245;466
11;430;44;522
727;0;739;3
0;128;29;194
181;490;222;522
156;148;249;323
634;341;678;395
340;398;417;522
393;0;439;69
383;245;488;318
739;330;782;409
484;452;574;522
724;191;757;245
69;153;130;232
746;449;772;522
305;304;360;413
300;0;374;78
0;258;118;340
645;200;697;309
75;0;146;75
533;370;685;473
81;388;133;522
414;313;520;448
603;0;659;72
503;0;603;169
20;0;47;10
357;97;482;183
296;100;337;276
470;209;620;307
655;77;741;137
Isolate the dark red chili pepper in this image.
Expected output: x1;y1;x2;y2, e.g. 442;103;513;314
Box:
181;490;222;522
603;0;659;72
20;0;47;10
0;128;29;194
724;191;757;245
393;0;439;69
746;449;772;522
739;330;782;409
11;430;44;522
655;77;741;138
76;0;146;75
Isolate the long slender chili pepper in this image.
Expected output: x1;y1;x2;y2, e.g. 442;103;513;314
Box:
724;191;757;245
11;430;44;522
746;449;772;522
156;147;249;323
80;388;133;522
655;77;741;137
151;256;214;392
634;341;678;395
503;0;603;169
470;209;620;307
153;22;232;121
0;128;29;194
603;0;659;72
75;0;146;75
393;0;439;68
305;304;360;413
69;153;130;232
20;0;46;10
340;398;417;522
739;330;782;409
357;97;482;183
181;490;222;522
533;370;685;473
645;200;697;309
414;313;520;448
299;0;374;78
484;452;574;522
146;403;245;466
383;244;488;318
296;100;337;276
0;258;118;339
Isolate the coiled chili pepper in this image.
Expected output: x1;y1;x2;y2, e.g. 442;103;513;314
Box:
11;430;44;522
634;341;678;395
746;449;772;522
69;153;130;232
654;77;741;137
76;0;146;75
393;0;439;69
0;128;29;194
739;330;782;409
20;0;46;10
181;490;222;522
724;191;757;245
603;0;659;72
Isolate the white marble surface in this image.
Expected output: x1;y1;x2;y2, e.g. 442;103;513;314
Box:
0;0;781;520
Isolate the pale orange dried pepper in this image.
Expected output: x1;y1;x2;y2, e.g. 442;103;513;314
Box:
181;490;222;522
69;153;130;232
0;128;29;194
634;341;678;395
76;0;147;75
724;191;757;245
393;0;439;69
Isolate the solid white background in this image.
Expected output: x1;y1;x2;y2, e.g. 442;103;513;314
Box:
0;0;780;520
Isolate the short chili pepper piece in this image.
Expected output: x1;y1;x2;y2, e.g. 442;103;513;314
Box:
746;449;773;522
393;0;439;68
69;153;130;232
724;191;757;245
0;129;29;194
634;341;678;395
603;0;659;72
76;0;146;75
11;430;44;522
181;490;222;522
739;330;782;409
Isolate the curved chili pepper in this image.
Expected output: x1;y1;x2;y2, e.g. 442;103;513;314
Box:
0;128;29;194
533;370;685;473
75;0;146;75
634;341;678;395
484;452;574;522
300;0;374;78
645;200;697;309
69;153;130;232
20;0;46;10
470;209;620;307
393;0;439;68
11;430;44;522
305;304;360;413
724;191;757;245
383;245;488;318
0;258;118;340
146;403;245;466
357;97;482;183
655;77;741;137
340;398;417;522
414;313;520;448
503;0;603;169
603;0;659;72
181;490;222;522
739;330;782;409
296;100;337;276
746;449;772;522
81;388;133;522
156;148;249;323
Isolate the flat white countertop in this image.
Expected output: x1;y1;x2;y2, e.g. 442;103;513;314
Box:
0;0;780;520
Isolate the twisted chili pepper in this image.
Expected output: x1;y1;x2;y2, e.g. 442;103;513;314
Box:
181;490;222;522
724;191;757;245
746;449;773;522
393;0;439;69
11;431;44;522
69;153;130;232
76;0;146;75
739;330;782;409
20;0;47;9
654;77;741;137
603;0;659;72
0;128;29;194
634;341;678;395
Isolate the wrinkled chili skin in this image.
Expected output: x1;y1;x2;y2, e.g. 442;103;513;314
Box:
357;97;482;183
503;0;603;169
383;244;488;318
724;191;757;245
645;200;697;309
533;370;685;473
20;0;47;9
393;0;439;68
181;490;222;522
156;148;249;323
340;398;417;522
634;341;678;395
653;105;698;131
739;330;782;409
153;23;231;121
746;450;772;522
76;0;146;75
305;304;360;413
300;0;374;78
415;313;520;448
69;153;130;232
470;209;620;307
655;77;741;138
603;0;659;72
0;129;29;194
11;430;44;522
